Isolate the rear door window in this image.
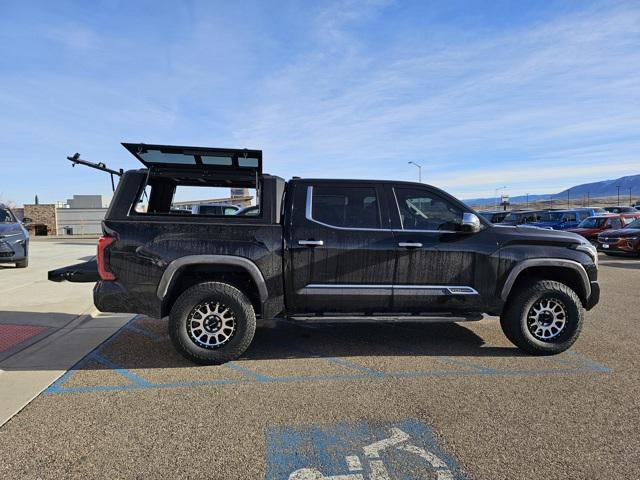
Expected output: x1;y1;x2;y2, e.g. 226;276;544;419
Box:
610;218;622;229
309;185;380;229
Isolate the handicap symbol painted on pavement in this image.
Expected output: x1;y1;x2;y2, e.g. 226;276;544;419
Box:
265;419;465;479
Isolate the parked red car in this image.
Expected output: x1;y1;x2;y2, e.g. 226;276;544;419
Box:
597;217;640;256
567;213;640;245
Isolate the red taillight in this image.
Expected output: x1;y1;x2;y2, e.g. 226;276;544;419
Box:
97;235;116;280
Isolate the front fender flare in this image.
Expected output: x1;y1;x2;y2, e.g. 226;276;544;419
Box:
500;258;591;302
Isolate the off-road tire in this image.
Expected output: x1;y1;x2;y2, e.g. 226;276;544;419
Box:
15;259;28;268
169;282;256;365
500;280;584;355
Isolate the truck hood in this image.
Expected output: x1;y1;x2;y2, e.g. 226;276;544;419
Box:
494;224;584;246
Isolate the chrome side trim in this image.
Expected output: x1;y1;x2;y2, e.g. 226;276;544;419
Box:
394;229;459;234
398;242;423;248
157;255;269;302
500;258;591;301
307;284;392;288
299;286;393;296
394;285;479;295
298;239;324;246
300;284;478;296
305;186;393;232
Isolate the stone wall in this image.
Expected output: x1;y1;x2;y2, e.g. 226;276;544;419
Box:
23;204;57;235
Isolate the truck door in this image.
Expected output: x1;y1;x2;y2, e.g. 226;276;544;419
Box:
285;181;396;314
387;184;498;313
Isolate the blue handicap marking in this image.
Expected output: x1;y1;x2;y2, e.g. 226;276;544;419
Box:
266;419;466;480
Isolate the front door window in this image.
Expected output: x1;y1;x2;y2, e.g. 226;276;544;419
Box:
393;188;463;231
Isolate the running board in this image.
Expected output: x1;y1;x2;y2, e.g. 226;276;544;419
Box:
286;314;484;323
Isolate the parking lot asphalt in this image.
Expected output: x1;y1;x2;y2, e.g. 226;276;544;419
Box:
0;251;638;479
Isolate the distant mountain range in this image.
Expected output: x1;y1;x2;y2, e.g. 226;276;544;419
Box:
463;174;640;207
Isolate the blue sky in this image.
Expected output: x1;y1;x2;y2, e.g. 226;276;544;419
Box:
1;0;639;206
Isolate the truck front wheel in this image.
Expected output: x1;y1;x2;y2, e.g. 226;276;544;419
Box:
500;280;584;355
169;281;256;365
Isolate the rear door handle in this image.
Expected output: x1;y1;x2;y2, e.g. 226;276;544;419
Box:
398;242;423;248
299;239;324;246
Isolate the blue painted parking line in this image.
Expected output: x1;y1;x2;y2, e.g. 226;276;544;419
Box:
121;322;164;341
265;419;466;479
90;353;154;387
565;351;611;373
43;317;611;396
278;341;386;377
225;361;272;381
434;355;499;373
315;355;386;377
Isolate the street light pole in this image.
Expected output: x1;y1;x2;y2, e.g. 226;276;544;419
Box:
408;161;422;183
526;193;529;208
494;186;506;209
616;185;621;206
629;187;632;206
567;188;570;208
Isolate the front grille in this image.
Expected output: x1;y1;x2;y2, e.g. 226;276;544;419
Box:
0;241;14;255
600;237;619;243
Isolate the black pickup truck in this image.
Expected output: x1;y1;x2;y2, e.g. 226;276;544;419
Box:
50;143;600;364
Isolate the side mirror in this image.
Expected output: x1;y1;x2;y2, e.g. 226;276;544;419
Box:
461;213;481;233
22;217;33;224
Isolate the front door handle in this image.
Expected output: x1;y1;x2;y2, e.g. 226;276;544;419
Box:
299;239;324;247
398;242;423;248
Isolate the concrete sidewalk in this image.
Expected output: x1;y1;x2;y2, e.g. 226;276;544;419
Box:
0;240;133;426
0;310;133;426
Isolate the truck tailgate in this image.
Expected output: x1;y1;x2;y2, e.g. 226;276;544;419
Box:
48;258;100;283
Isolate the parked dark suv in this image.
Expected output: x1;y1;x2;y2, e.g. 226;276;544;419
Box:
51;143;600;364
498;210;545;226
479;210;509;224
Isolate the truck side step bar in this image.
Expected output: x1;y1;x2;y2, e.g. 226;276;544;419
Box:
286;314;484;323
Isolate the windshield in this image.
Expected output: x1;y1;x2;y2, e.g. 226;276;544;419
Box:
0;208;17;223
502;212;521;222
624;219;640;229
578;217;607;228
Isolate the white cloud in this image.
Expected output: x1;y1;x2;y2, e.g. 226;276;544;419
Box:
230;1;640;198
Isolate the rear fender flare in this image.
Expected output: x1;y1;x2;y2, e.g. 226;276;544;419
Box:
157;255;268;303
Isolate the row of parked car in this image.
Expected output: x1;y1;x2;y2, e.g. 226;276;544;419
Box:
479;206;640;256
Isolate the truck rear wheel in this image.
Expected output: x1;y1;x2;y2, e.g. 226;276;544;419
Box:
500;280;584;355
169;281;256;365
